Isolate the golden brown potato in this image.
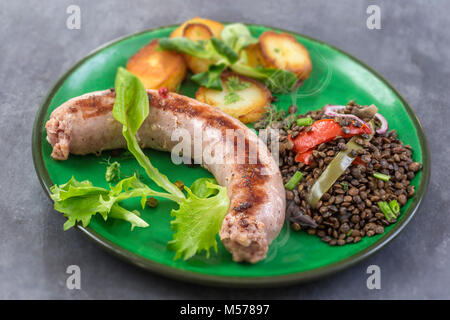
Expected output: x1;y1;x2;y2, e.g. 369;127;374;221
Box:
259;31;312;81
182;23;216;74
196;73;271;123
183;23;213;40
237;108;267;124
126;39;187;92
242;43;265;68
170;17;224;38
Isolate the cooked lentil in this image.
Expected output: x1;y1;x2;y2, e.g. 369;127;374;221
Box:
255;101;422;246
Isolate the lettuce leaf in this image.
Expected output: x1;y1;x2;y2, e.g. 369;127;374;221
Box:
98;175;170;212
158;37;238;64
50;176;149;231
191;62;227;90
167;181;229;260
221;23;258;53
158;37;217;60
230;60;297;94
189;177;219;198
108;205;146;231
113;67;185;202
210;37;239;64
113;69;231;260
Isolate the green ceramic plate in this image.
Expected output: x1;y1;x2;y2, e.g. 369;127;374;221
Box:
32;24;430;287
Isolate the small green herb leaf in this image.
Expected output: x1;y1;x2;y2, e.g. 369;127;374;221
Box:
223;76;251;105
105;161;121;182
258;105;286;128
226;76;251;91
224;92;241;105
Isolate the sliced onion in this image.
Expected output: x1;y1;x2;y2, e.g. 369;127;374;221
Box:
323;109;373;134
323;105;346;113
374;113;389;135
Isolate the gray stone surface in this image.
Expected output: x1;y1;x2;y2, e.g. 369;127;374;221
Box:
0;0;448;299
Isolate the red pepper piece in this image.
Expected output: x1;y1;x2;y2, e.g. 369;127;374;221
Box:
352;156;367;166
291;119;371;154
294;149;314;165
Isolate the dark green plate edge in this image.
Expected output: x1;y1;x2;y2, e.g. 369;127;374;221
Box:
31;23;431;288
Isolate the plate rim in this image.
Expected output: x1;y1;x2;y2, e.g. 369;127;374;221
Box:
32;23;431;287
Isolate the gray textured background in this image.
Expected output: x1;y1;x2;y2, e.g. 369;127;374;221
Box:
0;0;448;299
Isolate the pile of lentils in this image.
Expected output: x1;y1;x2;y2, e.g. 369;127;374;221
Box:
254;101;423;246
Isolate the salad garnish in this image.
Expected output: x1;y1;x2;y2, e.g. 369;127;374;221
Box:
49;67;230;260
158;23;298;93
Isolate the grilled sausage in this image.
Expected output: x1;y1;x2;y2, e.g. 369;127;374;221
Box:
45;89;286;263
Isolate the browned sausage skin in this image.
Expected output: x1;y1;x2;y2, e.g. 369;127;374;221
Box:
45;89;286;263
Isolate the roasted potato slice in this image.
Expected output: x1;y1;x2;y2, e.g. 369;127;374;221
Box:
242;43;265;68
182;23;216;74
259;31;312;81
171;17;224;38
183;23;213;40
196;73;271;123
126;39;187;92
237;108;267;124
